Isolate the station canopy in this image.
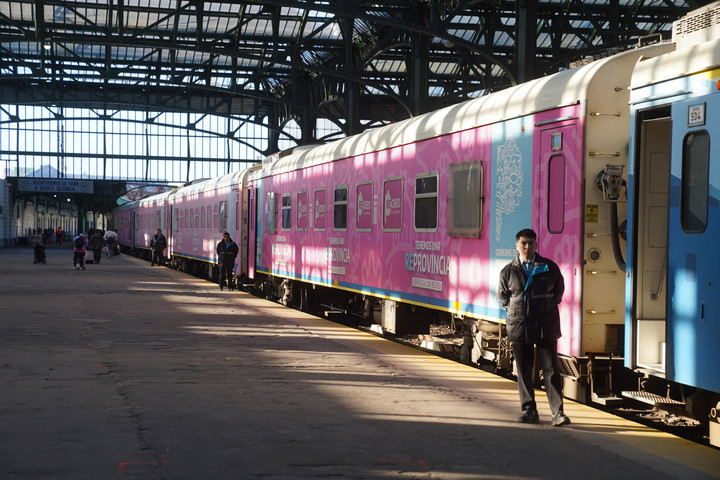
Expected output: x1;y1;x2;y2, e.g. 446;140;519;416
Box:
0;0;711;199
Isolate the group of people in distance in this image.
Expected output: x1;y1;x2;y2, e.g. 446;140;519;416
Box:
71;228;118;270
30;226;118;268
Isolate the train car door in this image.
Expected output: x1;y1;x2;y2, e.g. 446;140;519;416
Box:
232;187;242;273
631;109;670;373
131;210;136;249
166;203;173;258
247;186;257;279
665;97;719;392
536;122;583;357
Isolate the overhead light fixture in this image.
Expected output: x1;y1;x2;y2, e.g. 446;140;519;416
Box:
43;43;51;51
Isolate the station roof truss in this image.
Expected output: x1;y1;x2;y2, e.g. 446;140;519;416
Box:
0;0;711;146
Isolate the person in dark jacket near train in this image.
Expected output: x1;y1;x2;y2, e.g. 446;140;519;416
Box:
497;228;570;427
150;229;167;266
216;232;238;291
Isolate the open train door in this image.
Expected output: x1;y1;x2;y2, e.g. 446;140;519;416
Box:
629;108;670;375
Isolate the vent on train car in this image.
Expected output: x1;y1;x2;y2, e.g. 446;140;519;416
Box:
672;0;720;48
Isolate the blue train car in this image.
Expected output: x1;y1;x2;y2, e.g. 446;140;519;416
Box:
626;2;720;446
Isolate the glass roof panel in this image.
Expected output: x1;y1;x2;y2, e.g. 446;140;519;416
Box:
205;2;241;14
0;3;30;19
367;59;406;73
303;20;341;39
124;0;174;8
494;31;514;47
278;20;301;37
242;18;272;35
430;61;458;76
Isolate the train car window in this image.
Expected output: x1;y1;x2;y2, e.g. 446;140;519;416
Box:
195;207;200;230
206;206;212;229
681;130;710;233
356;182;373;232
281;193;292;230
447;161;483;237
297;191;309;231
415;172;438;232
219;201;227;232
213;204;219;230
383;177;403;232
265;192;277;234
547;154;566;234
333;186;348;231
314;188;326;231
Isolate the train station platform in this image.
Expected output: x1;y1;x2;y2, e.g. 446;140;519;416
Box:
1;243;720;480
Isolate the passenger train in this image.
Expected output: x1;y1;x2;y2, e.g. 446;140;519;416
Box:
114;3;720;446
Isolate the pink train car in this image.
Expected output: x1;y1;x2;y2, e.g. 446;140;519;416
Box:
248;43;672;381
114;192;170;253
168;169;256;279
114;168;257;281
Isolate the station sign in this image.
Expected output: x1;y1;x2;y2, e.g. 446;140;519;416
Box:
18;178;94;194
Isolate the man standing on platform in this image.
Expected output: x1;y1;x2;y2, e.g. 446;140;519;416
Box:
150;229;167;266
216;232;238;291
497;228;570;427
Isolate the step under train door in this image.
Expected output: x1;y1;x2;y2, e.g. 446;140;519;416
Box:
632;115;670;374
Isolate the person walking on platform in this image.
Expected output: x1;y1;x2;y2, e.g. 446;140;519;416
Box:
55;226;63;245
88;229;105;265
72;233;87;270
104;230;117;259
497;228;570;427
150;229;167;266
216;232;238;291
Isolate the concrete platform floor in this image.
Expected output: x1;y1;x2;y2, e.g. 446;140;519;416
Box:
1;244;719;480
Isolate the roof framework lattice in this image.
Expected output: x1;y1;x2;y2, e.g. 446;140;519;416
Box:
0;0;710;148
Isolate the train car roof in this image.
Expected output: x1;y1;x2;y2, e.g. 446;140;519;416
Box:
113;166;259;212
138;190;172;206
255;43;671;179
631;37;720;90
170;167;254;199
